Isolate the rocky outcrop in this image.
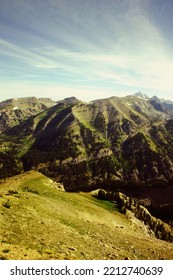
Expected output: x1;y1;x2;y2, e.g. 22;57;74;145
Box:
97;189;173;243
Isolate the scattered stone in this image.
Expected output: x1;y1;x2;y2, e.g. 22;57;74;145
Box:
68;247;76;251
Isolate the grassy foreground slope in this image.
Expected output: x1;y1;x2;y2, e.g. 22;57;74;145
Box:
0;171;173;260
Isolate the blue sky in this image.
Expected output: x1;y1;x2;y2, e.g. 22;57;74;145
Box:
1;0;173;101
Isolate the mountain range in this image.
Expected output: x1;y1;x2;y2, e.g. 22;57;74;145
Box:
0;93;173;216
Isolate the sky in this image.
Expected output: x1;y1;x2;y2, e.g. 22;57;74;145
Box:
1;0;173;102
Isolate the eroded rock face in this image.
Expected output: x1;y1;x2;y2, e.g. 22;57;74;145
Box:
97;189;173;243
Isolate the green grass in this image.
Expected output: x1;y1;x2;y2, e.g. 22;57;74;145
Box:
72;104;96;131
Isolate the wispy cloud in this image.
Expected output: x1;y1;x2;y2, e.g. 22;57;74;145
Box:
1;0;173;101
0;39;59;69
1;37;173;98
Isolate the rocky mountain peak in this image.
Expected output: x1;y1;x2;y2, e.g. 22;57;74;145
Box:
134;92;149;99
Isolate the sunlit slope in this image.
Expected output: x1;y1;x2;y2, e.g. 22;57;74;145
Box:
0;171;173;260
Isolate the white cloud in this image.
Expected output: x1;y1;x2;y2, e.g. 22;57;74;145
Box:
1;37;173;98
1;0;173;101
0;39;57;69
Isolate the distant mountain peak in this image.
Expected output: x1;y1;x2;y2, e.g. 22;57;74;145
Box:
150;95;173;112
64;96;79;102
57;96;80;105
134;92;149;99
150;95;161;102
0;96;56;133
